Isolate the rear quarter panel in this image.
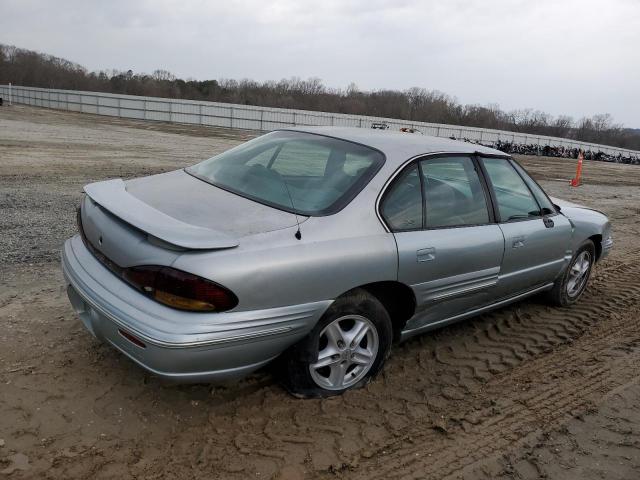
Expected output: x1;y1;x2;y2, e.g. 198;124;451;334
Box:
171;217;399;312
172;153;405;312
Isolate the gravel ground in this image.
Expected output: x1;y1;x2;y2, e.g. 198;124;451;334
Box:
1;105;640;479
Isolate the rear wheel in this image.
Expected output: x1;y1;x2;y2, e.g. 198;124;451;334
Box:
547;240;595;307
282;289;392;397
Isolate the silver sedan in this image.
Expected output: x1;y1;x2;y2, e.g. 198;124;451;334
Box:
62;127;613;396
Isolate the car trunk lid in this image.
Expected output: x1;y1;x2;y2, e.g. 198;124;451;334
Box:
84;169;302;251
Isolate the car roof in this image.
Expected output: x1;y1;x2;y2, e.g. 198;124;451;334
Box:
280;126;508;161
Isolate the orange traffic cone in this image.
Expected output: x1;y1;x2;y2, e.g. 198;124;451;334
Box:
570;151;584;187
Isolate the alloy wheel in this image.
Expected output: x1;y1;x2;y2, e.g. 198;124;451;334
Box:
566;250;592;298
309;315;379;390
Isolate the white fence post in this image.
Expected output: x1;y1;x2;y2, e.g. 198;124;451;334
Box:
8;83;12;106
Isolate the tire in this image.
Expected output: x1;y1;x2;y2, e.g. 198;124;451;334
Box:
547;240;595;307
281;289;393;398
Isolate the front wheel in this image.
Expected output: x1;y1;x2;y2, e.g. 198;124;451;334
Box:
282;289;392;398
547;240;595;307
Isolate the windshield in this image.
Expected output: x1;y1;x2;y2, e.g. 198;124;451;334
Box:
186;131;385;216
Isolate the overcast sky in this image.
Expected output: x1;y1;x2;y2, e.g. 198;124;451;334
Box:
1;0;639;127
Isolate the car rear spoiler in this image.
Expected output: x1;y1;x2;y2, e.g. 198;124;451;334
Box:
84;179;239;250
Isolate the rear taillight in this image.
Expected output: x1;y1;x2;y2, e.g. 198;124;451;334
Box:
122;266;238;312
77;209;235;312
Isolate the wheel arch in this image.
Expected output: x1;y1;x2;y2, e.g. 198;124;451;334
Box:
351;281;416;342
588;234;603;261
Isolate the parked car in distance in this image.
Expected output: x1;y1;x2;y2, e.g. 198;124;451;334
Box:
62;127;613;396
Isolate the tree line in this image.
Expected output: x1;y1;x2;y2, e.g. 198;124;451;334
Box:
1;43;638;150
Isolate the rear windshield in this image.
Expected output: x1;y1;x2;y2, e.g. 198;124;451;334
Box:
186;131;385;216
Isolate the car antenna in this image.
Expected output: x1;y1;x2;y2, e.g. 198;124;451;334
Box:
280;176;302;240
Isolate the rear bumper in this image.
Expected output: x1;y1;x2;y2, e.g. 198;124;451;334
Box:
62;235;331;382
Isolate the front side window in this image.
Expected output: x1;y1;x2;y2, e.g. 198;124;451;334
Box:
421;156;490;228
187;131;384;215
481;158;541;221
380;164;423;231
511;161;556;214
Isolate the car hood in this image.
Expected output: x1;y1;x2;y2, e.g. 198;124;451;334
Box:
84;169;303;250
550;197;585;210
550;196;607;221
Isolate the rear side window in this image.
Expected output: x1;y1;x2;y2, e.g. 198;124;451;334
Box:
420;156;490;228
380;164;423;231
481;158;541;221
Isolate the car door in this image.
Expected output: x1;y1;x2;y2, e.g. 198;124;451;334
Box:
380;154;505;332
478;156;572;297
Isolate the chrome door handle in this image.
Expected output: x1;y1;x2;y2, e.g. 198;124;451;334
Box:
417;247;436;262
512;236;525;248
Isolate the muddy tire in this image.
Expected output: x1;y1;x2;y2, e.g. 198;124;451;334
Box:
281;289;392;398
547;240;595;307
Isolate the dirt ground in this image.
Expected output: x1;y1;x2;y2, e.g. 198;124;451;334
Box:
1;105;640;480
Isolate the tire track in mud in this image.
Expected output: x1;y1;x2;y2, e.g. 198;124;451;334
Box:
349;259;640;479
355;331;640;480
6;106;640;479
139;256;640;479
483;376;640;479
